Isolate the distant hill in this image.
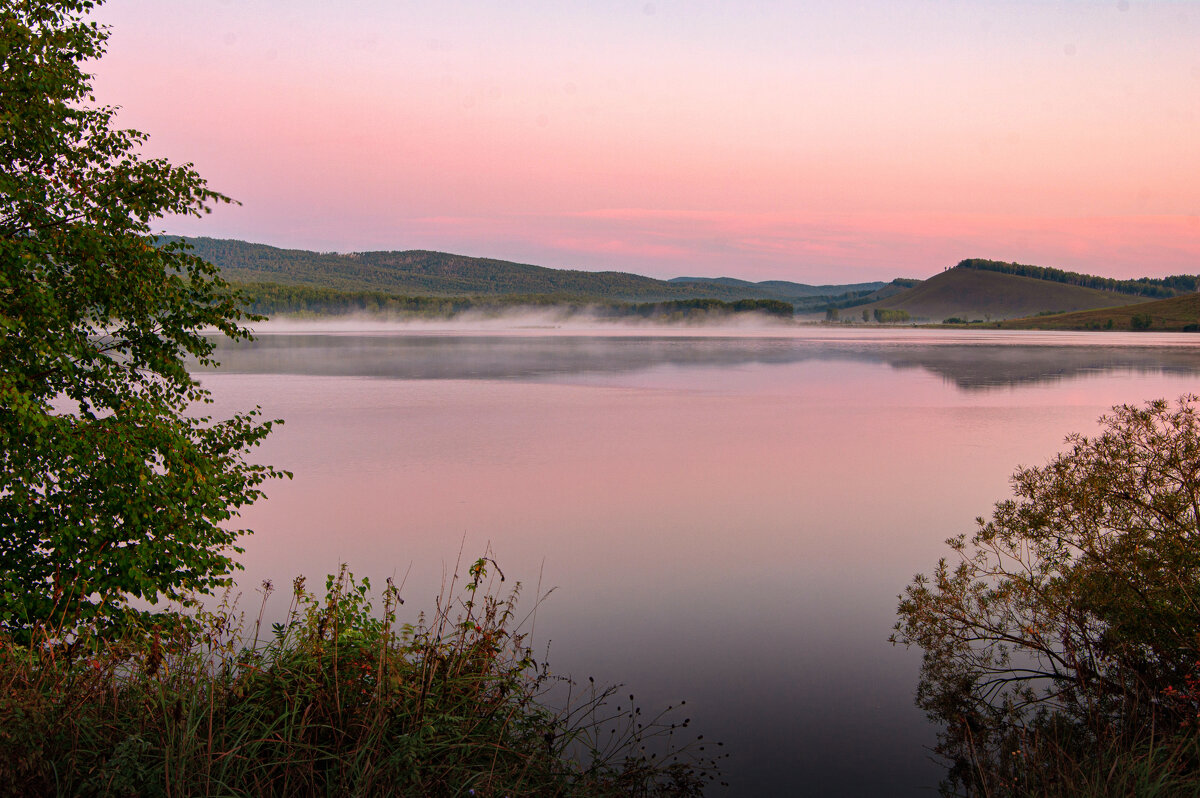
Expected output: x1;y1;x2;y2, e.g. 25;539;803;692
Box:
816;278;922;314
668;276;887;300
1000;293;1200;332
957;258;1198;299
169;236;874;307
849;266;1153;322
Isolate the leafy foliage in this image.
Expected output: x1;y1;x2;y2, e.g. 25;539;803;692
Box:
893;397;1200;794
1130;311;1155;330
0;0;285;636
872;308;911;323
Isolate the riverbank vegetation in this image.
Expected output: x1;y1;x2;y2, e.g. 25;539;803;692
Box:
0;560;719;797
894;397;1200;795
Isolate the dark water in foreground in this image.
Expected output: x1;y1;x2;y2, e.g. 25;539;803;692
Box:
198;326;1200;797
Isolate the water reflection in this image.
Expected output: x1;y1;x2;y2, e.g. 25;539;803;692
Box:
208;330;1200;390
195;328;1200;797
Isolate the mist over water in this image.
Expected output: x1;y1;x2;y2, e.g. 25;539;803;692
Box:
196;327;1200;796
242;309;800;336
221;323;1200;389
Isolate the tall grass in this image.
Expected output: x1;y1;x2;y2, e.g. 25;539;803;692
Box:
0;558;722;797
941;710;1200;797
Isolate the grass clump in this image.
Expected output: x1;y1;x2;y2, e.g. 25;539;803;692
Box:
945;722;1200;798
0;558;721;797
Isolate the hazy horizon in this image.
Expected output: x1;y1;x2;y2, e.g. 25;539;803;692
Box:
91;0;1199;284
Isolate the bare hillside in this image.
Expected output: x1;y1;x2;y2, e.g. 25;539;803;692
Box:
1001;292;1200;331
854;268;1149;321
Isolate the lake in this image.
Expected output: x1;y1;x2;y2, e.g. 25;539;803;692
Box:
198;325;1200;797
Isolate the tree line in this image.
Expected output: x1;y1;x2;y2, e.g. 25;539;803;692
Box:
956;258;1199;298
233;281;794;319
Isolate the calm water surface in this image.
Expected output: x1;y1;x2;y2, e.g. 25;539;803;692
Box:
199;326;1200;797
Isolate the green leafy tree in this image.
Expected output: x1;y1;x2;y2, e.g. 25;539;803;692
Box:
1130;312;1154;331
893;397;1200;794
873;308;910;324
0;0;285;637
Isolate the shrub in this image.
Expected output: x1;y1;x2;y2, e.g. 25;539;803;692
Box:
0;558;721;797
893;397;1200;795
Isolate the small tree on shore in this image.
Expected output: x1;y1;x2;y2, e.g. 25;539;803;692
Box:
893;396;1200;794
0;0;285;638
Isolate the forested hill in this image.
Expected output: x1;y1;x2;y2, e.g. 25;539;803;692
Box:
955;259;1199;298
167;236;877;305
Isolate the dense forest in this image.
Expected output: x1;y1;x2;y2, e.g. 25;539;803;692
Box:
955;259;1199;298
232;280;794;319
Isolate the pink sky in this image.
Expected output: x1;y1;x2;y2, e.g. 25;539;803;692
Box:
91;0;1199;283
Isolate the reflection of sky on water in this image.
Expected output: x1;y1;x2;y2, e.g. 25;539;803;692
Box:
205;329;1200;391
196;330;1200;796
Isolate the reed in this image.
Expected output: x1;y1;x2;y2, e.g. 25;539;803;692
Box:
0;558;722;797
